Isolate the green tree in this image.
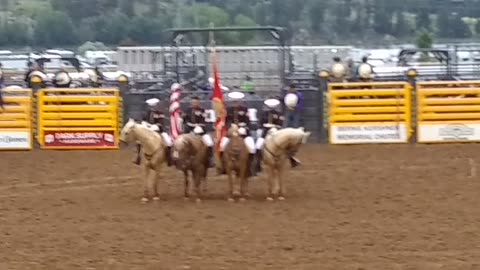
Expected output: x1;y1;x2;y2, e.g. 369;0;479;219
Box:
308;0;325;34
416;10;431;30
3;18;32;46
232;14;256;44
119;0;135;17
93;11;131;44
34;10;77;46
416;31;433;49
394;11;409;38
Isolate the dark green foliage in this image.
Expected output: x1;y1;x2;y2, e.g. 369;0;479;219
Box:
1;0;480;47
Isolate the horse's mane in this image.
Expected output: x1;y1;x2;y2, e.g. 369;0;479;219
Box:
267;128;307;148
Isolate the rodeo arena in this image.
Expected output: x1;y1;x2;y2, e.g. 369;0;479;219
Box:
2;26;480;268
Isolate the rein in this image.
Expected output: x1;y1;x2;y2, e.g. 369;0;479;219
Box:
136;125;162;161
264;132;303;162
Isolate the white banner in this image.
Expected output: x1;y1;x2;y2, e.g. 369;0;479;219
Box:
330;123;408;144
418;123;480;142
0;132;31;149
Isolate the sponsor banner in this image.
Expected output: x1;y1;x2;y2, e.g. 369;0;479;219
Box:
418;123;480;142
43;130;116;148
0;132;31;149
330;123;408;144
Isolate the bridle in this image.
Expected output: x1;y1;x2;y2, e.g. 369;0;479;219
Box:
264;132;303;162
135;125;162;161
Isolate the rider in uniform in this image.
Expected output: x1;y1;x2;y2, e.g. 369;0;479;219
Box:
182;96;214;167
255;98;300;172
218;91;257;176
134;98;173;166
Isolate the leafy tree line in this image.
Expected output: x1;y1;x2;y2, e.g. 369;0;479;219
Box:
1;0;480;47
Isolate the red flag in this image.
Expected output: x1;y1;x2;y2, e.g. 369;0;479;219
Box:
211;49;226;152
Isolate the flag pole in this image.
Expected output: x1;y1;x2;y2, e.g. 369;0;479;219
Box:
208;22;223;170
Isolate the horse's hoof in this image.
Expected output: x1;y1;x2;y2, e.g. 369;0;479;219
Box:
232;191;241;197
278;196;286;201
227;197;235;202
266;197;274;201
239;197;247;202
153;196;160;201
196;198;202;203
184;197;190;201
141;197;149;203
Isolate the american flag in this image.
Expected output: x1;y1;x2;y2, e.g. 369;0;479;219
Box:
169;89;183;141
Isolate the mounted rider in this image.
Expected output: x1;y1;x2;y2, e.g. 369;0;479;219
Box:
182;95;214;167
255;98;301;171
133;98;173;166
218;91;257;176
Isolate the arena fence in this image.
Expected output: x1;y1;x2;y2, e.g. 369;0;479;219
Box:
417;81;480;143
327;82;412;144
0;88;33;150
36;89;121;149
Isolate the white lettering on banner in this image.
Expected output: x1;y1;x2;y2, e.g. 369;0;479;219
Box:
418;123;480;142
0;132;31;149
330;124;408;144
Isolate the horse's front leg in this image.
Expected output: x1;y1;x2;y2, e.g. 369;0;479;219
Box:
278;164;287;201
271;167;281;199
193;171;203;203
152;169;161;201
227;170;235;202
142;165;151;203
183;170;190;200
264;165;274;201
239;174;249;202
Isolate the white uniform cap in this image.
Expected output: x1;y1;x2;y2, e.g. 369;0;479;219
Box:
146;98;160;106
171;82;181;91
227;91;245;100
264;98;280;108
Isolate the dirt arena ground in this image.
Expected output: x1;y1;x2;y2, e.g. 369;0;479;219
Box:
1;144;480;269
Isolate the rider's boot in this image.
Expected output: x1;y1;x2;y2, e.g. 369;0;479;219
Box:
216;152;226;175
165;146;173;167
206;146;214;168
289;156;301;168
255;151;263;173
248;153;256;177
133;144;141;165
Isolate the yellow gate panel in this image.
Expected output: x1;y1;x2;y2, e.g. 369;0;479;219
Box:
0;88;33;150
37;88;120;149
417;81;480;143
328;82;412;144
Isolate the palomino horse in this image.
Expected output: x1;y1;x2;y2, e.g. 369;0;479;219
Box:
172;133;209;202
223;124;251;202
119;118;168;203
262;127;311;201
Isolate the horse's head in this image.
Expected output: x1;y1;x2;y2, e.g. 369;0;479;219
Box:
119;118;137;144
271;127;311;154
172;135;197;170
228;124;240;137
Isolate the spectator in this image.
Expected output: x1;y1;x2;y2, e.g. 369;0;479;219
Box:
358;56;375;82
283;84;304;128
241;75;256;94
346;58;357;81
330;56;347;82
